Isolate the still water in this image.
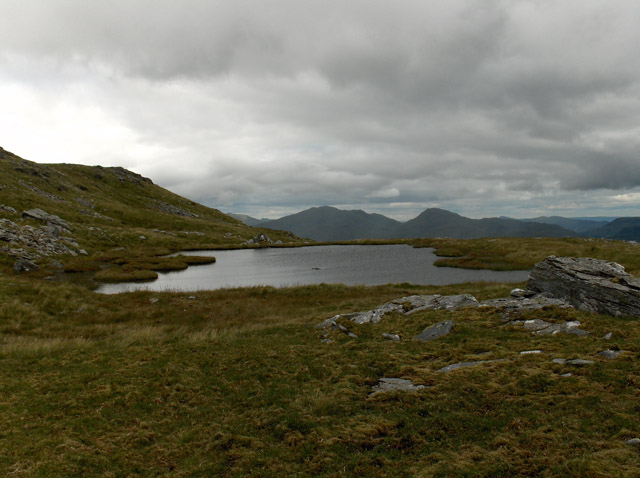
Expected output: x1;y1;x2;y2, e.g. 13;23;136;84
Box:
97;244;529;294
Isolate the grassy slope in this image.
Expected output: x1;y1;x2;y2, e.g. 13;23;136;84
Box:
0;147;298;278
1;279;640;477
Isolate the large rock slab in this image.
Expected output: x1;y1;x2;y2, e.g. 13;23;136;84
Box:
527;256;640;317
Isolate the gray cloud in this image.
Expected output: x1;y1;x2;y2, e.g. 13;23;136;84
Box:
1;0;640;220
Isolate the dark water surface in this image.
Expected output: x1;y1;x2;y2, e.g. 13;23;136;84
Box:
97;244;529;294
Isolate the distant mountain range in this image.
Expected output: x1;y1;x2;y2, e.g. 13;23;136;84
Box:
229;206;640;242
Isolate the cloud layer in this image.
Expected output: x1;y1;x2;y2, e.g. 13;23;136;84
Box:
1;0;640;219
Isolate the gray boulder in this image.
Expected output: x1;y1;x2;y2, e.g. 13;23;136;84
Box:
414;320;453;341
369;378;425;397
14;257;38;272
527;256;640;317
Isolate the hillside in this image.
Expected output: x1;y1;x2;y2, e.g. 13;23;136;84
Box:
522;216;611;234
261;206;577;241
260;206;402;241
0;147;297;276
399;208;576;239
587;217;640;241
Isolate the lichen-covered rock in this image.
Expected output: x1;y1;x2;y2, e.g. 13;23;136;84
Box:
527;256;640;317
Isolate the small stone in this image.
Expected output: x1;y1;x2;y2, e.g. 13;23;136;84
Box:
567;359;595;366
382;333;401;341
139;235;146;240
602;332;613;340
597;349;621;359
369;377;425;397
520;350;542;355
561;372;573;377
552;358;567;365
149;298;159;304
625;438;640;447
321;338;333;344
188;295;196;300
414;320;453;341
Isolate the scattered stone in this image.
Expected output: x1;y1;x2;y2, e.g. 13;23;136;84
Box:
552;358;567;364
139;235;146;240
382;333;401;341
527;256;640;317
560;373;573;377
597;349;621;359
319;294;479;328
519;318;587;336
567;359;595;367
414;320;454;341
321;338;333;344
188;295;196;300
0;204;16;214
13;257;39;272
149;298;159;304
438;359;505;373
244;233;274;246
603;332;613;340
625;438;640;447
49;260;64;269
520;350;542;355
369;378;425;397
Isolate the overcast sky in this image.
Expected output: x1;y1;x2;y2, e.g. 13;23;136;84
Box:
1;0;640;220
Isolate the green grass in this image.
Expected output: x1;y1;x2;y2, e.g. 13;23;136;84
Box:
415;237;640;275
1;277;639;477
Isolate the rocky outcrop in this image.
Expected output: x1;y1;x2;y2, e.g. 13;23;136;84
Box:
22;208;70;231
527;256;640;317
1;210;84;265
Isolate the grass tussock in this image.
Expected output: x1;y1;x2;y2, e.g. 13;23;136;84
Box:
1;275;640;476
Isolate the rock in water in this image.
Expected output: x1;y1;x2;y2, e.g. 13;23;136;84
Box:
527;256;640;317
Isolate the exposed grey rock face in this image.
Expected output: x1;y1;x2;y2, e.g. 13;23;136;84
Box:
13;257;39;272
597;349;621;359
22;208;69;231
480;295;573;320
527;256;640;317
520;319;588;336
1;215;81;260
369;378;425;397
318;294;479;329
396;294;479;314
414;320;453;341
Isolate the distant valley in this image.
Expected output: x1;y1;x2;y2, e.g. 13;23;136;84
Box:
231;206;640;242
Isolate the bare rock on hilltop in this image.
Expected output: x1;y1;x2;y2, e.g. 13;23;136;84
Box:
527;256;640;317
